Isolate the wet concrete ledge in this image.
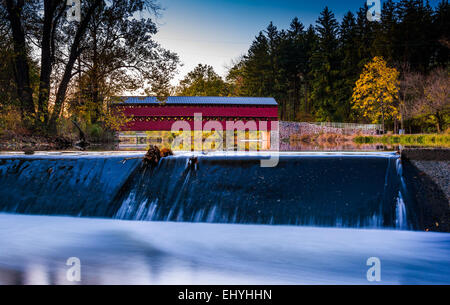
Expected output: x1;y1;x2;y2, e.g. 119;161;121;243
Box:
402;148;450;161
401;148;450;232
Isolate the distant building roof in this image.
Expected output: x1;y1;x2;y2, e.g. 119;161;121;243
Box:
113;96;278;106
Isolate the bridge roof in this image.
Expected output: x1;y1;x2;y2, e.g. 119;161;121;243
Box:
114;96;278;106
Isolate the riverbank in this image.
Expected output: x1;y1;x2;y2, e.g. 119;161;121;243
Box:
0;129;118;152
0;130;74;152
280;122;449;150
284;133;450;151
355;134;450;147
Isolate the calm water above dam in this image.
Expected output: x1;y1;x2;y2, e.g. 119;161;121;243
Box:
0;151;447;284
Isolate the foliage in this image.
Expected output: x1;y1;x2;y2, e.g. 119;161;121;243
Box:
68;1;179;124
101;106;134;132
176;64;228;96
225;0;449;132
354;134;450;147
309;7;341;122
87;123;103;139
398;65;425;123
0;106;24;133
0;0;179;134
352;57;400;129
416;68;450;132
0;0;449;138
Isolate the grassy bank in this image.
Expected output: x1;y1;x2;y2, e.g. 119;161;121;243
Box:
0;118;118;152
354;134;450;147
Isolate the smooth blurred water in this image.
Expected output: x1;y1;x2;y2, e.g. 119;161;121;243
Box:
0;154;142;217
0;214;448;285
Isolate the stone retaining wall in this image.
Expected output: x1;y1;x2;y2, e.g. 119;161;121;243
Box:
401;148;450;232
279;121;378;139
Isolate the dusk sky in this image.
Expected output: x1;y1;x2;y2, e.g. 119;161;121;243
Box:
153;0;441;83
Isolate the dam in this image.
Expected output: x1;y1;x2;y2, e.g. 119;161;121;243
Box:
0;152;413;229
0;152;448;284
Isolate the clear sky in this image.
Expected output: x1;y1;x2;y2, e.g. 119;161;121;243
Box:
152;0;440;84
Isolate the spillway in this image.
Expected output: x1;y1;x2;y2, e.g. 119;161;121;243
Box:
0;152;416;230
0;152;448;285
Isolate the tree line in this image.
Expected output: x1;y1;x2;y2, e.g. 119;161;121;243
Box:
0;0;179;135
178;1;449;133
0;0;448;136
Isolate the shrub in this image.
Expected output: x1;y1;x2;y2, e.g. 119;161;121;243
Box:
88;124;103;139
353;134;449;147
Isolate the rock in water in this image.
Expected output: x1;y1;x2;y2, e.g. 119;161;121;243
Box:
22;146;35;155
143;146;174;166
75;140;90;150
143;146;161;166
160;148;174;157
188;156;198;170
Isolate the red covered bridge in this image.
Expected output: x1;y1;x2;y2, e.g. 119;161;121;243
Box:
112;96;279;132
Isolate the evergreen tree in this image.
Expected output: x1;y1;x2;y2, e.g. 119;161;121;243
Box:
309;7;341;121
242;32;271;97
302;25;318;116
354;4;375;69
280;17;306;120
396;0;434;72
223;1;449;129
265;22;280;96
372;0;398;64
337;11;359;121
432;0;450;67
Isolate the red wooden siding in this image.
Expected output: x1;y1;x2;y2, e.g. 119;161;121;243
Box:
124;119;278;131
116;105;278;118
113;101;279;131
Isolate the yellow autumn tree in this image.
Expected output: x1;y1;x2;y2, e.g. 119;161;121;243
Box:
352;57;400;132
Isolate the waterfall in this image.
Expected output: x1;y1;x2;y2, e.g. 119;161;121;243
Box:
0;153;415;230
110;154;412;229
396;191;408;230
0;155;141;217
